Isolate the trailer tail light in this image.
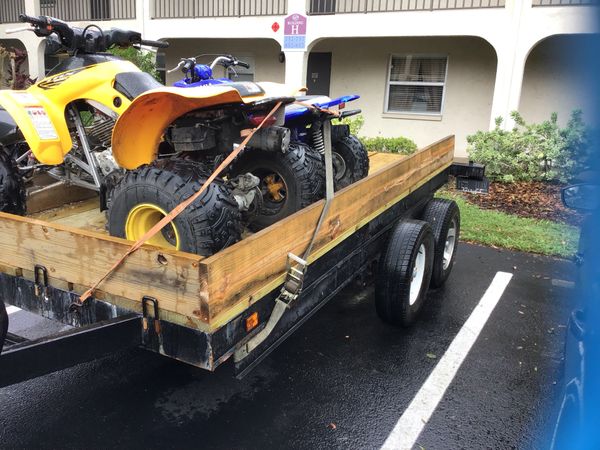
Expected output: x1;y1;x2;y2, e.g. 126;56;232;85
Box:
338;102;345;110
245;312;259;332
249;115;277;127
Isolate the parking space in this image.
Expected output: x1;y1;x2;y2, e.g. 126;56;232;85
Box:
0;243;574;449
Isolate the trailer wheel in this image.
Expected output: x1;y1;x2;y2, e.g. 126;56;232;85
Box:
108;159;242;256
228;141;324;230
375;220;434;327
0;300;8;353
332;135;370;190
0;150;26;215
422;199;460;288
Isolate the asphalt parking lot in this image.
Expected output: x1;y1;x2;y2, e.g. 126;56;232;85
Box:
0;243;574;450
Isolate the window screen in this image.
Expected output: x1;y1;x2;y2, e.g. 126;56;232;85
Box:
386;55;447;114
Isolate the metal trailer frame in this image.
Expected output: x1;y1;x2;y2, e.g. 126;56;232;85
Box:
0;162;483;387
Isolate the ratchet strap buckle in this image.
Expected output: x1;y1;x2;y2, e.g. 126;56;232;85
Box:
279;253;307;305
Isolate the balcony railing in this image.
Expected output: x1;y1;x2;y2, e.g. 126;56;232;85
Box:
151;0;287;19
308;0;505;14
532;0;598;5
0;0;25;24
40;0;136;22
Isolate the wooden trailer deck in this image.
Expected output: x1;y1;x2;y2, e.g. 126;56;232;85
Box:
27;151;404;234
0;136;454;332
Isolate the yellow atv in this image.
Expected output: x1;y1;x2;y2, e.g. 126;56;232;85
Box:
0;14;169;211
0;15;310;256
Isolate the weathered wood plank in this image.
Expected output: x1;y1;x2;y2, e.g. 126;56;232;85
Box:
0;263;210;331
30;197;99;222
203;136;455;325
52;208;107;234
27;181;97;215
0;213;205;319
368;152;408;174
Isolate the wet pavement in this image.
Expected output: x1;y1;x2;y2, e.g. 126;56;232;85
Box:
0;243;574;449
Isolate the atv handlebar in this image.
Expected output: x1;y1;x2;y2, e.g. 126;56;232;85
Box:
209;55;250;70
17;13;169;53
168;55;251;74
140;39;169;49
19;13;47;27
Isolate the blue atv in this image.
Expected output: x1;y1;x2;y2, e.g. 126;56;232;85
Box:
170;55;369;192
167;55;324;230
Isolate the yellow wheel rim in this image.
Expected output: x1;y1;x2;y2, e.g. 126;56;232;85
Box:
125;203;180;250
263;173;286;203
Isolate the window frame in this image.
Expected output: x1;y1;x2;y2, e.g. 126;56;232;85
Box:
384;53;449;116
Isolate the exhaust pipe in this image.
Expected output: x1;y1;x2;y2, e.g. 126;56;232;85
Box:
247;126;291;153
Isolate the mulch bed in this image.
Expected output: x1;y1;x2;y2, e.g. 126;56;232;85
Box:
447;177;583;226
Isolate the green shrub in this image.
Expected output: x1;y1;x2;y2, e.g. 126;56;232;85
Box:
361;136;418;155
109;47;161;81
339;114;417;155
339;114;364;136
467;110;592;183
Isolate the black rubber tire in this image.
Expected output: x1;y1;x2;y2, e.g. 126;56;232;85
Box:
0;149;26;215
375;219;434;327
108;159;241;256
0;300;8;354
332;135;369;190
422;199;460;288
228;141;324;230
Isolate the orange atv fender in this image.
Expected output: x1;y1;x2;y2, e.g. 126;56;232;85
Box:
111;82;305;170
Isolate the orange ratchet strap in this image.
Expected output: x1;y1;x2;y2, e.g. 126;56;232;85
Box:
78;101;283;304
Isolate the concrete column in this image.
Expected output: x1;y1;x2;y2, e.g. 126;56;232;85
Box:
282;0;309;88
17;1;44;79
284;50;308;88
287;0;307;13
488;48;527;130
488;0;532;129
23;0;40;16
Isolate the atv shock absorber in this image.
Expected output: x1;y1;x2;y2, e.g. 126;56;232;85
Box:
310;123;325;155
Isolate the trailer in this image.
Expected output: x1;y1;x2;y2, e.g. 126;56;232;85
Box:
0;135;484;385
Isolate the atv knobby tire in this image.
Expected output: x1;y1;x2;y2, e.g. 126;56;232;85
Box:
332;135;369;190
108;159;241;256
228;141;325;230
0;149;26;215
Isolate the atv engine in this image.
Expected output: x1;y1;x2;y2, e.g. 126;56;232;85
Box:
84;108;120;176
167;107;290;155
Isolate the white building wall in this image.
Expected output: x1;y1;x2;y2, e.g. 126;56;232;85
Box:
520;33;598;126
313;37;498;155
0;0;596;157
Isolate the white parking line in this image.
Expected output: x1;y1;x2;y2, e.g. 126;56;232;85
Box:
6;305;21;315
381;271;513;450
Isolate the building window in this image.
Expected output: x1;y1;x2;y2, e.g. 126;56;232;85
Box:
385;55;448;115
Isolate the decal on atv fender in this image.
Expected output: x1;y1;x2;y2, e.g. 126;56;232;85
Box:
25;107;58;140
37;66;90;90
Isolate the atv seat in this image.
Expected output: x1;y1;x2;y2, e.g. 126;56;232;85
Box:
114;72;163;101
